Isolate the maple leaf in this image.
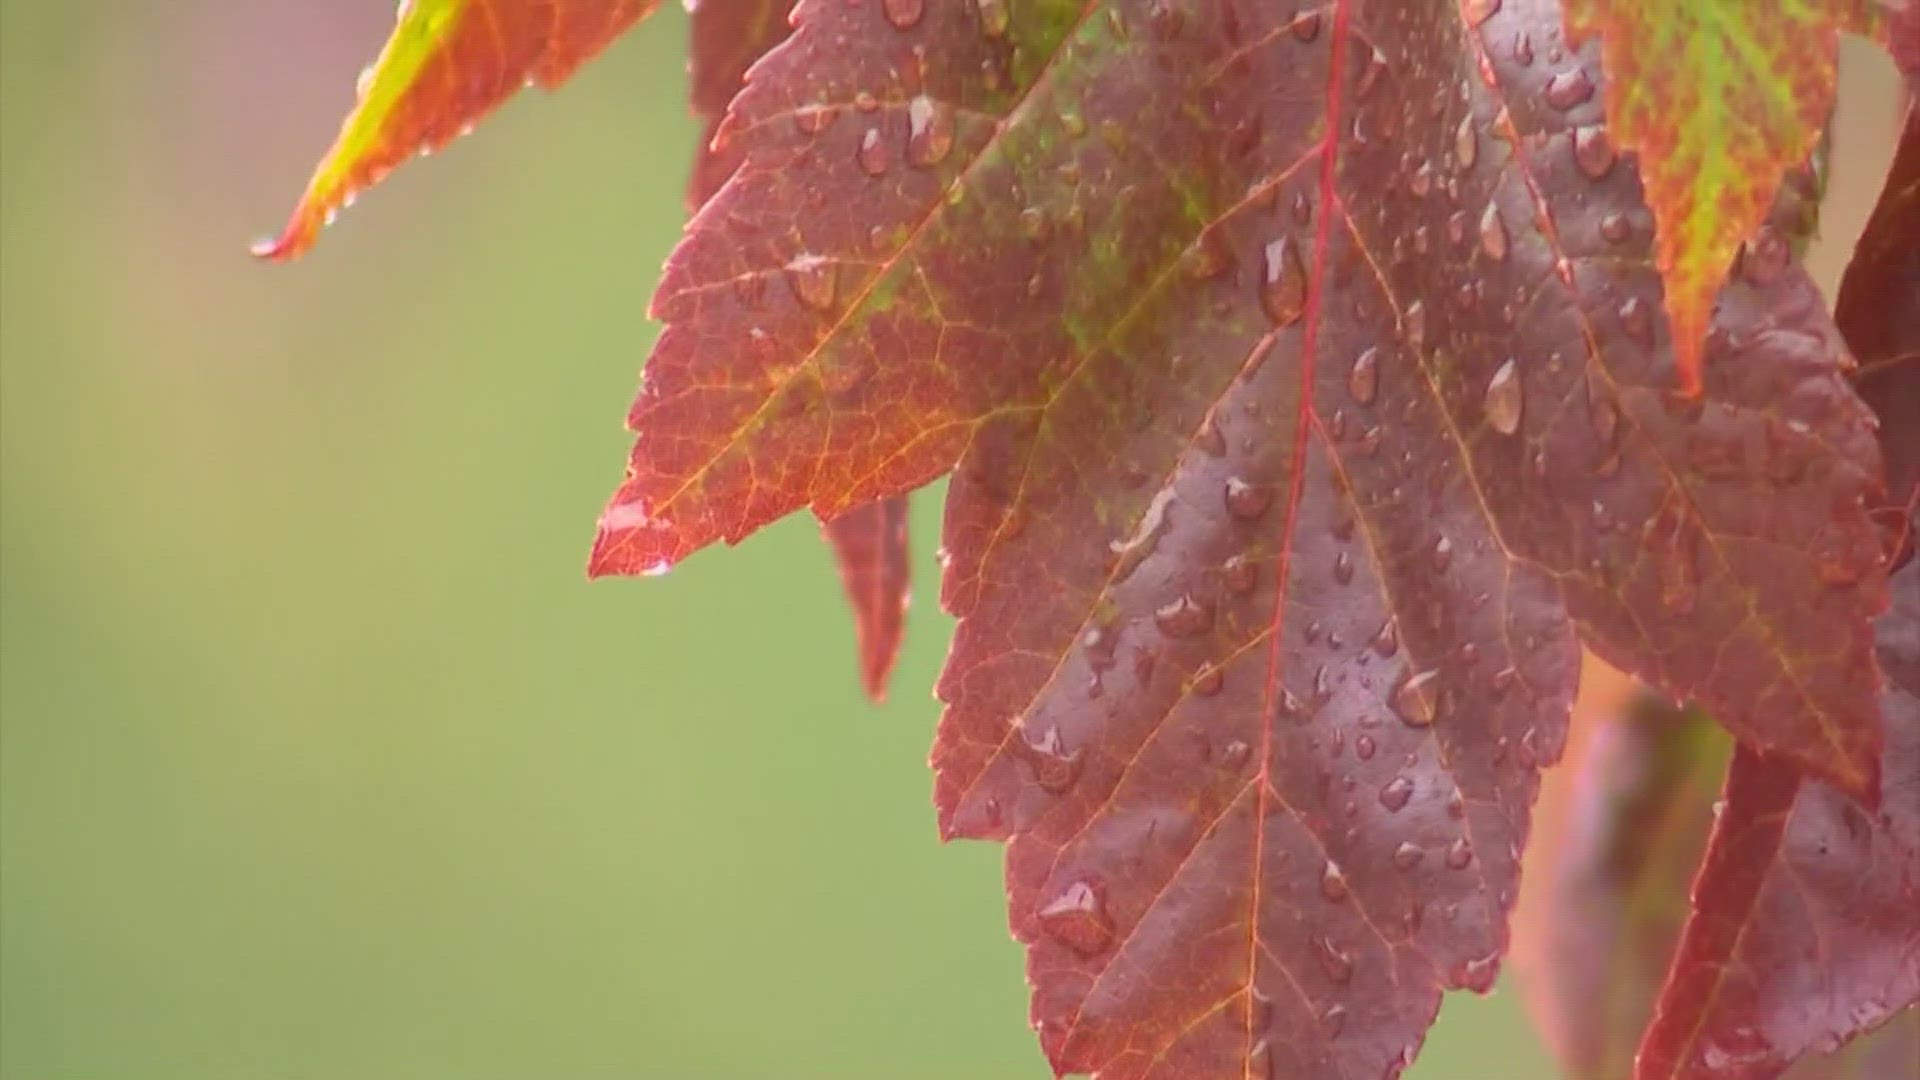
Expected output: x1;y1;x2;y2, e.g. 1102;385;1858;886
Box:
1516;695;1733;1080
1556;0;1917;394
586;3;1894;1076
256;0;654;261
684;0;913;699
686;0;796;211
1633;108;1920;1080
1514;694;1920;1080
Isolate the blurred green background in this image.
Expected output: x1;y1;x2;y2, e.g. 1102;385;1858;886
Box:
0;5;1895;1079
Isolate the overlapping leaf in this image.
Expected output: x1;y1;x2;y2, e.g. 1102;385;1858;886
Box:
1516;695;1733;1080
586;2;1893;1076
257;0;654;261
1515;693;1919;1080
1557;0;1903;392
683;0;913;698
1634;109;1920;1080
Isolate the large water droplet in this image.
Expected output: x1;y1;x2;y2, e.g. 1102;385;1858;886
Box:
1391;841;1425;870
1154;594;1214;638
1544;68;1595;110
1348;346;1380;405
1037;879;1114;956
1020;723;1083;794
1478;202;1509;262
1225;476;1274;520
1572;124;1615;178
1378;775;1414;812
1333;550;1356;585
883;0;925;30
1444;837;1474;870
858;127;891;176
1390;669;1441;728
1313;935;1355;984
1483;358;1523;435
1453;114;1479;173
783;253;838;311
1320;860;1351;903
906;95;955;167
1260;236;1308;326
1370;618;1400;658
1452;953;1500;992
1403;300;1427;349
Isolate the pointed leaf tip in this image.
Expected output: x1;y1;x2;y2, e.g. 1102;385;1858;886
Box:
821;498;912;703
255;0;655;262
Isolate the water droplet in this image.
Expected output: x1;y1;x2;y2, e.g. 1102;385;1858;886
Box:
1348;346;1380;405
1154;594;1214;638
1194;414;1228;458
883;0;925;30
1430;535;1455;572
1390;669;1441;728
1356;734;1377;760
1544;68;1595;110
1572;124;1615;178
1225;477;1274;520
1259;236;1308;326
1018;205;1047;240
906;95;955;167
1320;857;1351;899
783;253;838;311
1289;10;1322;42
1511;30;1535;65
1192;663;1226;697
1321;1004;1348;1039
1037;879;1114;956
1453;114;1479;172
1391;841;1425;870
1333;550;1356;585
1379;775;1414;812
1019;723;1083;794
1483;358;1523;435
1313;935;1355;984
1445;838;1474;869
1462;0;1502;26
1369;618;1400;658
1478;202;1509;262
1452;953;1500;992
1402;301;1427;349
857;127;891;176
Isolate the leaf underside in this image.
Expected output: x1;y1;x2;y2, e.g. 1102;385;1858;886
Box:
256;0;654;261
590;3;1893;1077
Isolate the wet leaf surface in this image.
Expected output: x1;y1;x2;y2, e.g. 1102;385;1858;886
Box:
585;4;1893;1076
684;0;913;699
257;0;654;260
261;2;1918;1076
1636;109;1920;1080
